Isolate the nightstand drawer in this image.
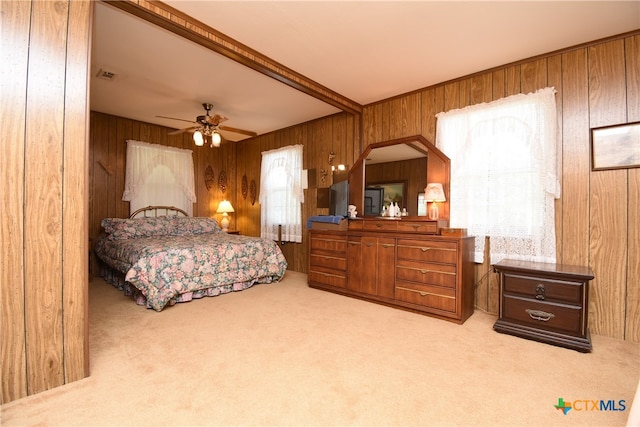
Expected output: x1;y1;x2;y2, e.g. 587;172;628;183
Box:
502;295;583;336
396;261;456;288
504;273;583;305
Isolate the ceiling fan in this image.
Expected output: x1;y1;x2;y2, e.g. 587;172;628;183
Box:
157;103;257;147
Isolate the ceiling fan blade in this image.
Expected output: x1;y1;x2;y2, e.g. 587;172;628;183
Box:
205;114;228;126
156;115;197;124
168;126;198;135
219;125;257;137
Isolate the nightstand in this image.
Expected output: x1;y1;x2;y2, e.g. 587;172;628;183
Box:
493;259;594;352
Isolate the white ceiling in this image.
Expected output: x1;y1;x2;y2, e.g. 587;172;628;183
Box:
91;1;640;142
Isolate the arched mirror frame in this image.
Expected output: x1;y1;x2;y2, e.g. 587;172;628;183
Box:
349;135;450;219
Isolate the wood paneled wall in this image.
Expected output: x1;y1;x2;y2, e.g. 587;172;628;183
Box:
361;32;640;342
1;0;91;404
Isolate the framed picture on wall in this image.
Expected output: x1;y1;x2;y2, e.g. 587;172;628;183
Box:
591;121;640;171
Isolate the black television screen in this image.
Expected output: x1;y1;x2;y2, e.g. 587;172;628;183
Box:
329;180;349;217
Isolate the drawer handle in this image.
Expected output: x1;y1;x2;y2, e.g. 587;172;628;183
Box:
526;309;555;322
419;291;427;296
420;247;431;252
420;269;431;274
366;242;373;247
535;284;546;300
376;224;383;228
411;224;420;230
382;244;393;248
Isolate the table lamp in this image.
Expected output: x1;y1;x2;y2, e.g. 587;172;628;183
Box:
216;200;235;232
424;183;446;220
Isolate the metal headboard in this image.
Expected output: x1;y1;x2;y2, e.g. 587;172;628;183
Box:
129;205;189;219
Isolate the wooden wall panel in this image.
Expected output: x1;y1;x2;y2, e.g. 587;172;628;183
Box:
1;0;30;403
24;0;68;394
625;35;640;342
2;0;91;403
62;0;91;383
588;40;628;339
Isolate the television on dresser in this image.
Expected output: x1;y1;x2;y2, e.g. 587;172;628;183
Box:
329;179;349;217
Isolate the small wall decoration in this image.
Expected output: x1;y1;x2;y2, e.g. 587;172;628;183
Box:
218;170;227;193
241;174;248;199
249;180;257;206
591;121;640;170
204;165;215;191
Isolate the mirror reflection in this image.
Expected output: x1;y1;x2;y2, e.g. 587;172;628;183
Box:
364;144;427;216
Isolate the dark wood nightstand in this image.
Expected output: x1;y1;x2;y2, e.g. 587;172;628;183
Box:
493;259;594;352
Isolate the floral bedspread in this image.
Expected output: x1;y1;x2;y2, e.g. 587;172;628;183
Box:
94;232;287;311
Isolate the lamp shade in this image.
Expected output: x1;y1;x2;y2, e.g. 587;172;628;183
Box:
211;130;222;147
424;183;446;202
216;200;235;214
193;130;204;146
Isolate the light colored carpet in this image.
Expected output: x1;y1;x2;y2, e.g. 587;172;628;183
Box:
2;270;639;426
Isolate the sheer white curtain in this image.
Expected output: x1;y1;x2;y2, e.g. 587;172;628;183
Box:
259;145;304;242
122;140;196;216
435;87;559;264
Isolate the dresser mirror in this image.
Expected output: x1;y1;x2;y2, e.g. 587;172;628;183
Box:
349;135;450;219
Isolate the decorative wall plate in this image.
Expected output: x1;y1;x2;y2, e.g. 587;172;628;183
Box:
204;165;215;191
249;180;257;205
218;170;227;193
241;174;248;199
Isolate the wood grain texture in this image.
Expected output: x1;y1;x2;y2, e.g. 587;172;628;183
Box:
560;49;590;266
588;40;628;339
62;0;91;383
1;0;30;403
24;0;67;394
624;35;640;342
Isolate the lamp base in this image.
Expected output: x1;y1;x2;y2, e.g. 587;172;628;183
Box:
220;214;230;232
428;202;439;220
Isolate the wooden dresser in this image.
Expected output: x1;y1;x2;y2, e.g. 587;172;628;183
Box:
308;218;474;324
492;259;594;352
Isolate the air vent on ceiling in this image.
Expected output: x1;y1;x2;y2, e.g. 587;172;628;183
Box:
96;68;117;81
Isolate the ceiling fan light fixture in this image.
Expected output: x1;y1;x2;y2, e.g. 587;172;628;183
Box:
193;129;204;146
211;130;222;147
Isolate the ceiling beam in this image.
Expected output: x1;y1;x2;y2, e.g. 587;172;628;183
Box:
102;0;363;115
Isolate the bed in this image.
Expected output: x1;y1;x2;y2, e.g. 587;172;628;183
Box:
94;206;288;311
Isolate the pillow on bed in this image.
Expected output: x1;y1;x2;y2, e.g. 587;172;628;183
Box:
170;217;221;235
101;216;221;240
101;217;177;240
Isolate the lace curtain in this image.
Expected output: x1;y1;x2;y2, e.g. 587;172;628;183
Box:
259;145;304;242
435;87;560;264
122;140;196;216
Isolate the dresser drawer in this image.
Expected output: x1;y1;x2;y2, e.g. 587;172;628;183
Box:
502;295;583;336
310;254;347;271
397;221;438;234
396;261;456;288
363;220;398;232
503;273;583;305
397;239;457;264
310;235;347;255
308;270;347;288
395;281;456;312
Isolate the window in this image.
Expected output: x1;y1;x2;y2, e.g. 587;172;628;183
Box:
435;87;559;263
259;145;304;242
122;140;196;216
